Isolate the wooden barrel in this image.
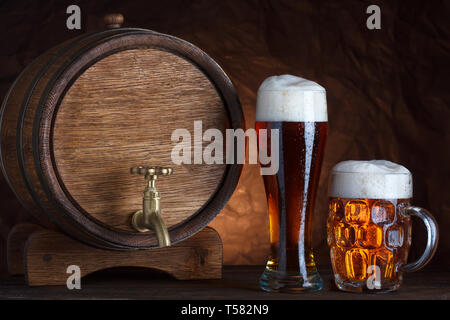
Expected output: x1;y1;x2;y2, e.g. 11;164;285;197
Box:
0;18;243;250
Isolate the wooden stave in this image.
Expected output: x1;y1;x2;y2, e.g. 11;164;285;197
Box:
2;28;244;250
1;29;157;249
1;30;129;230
2;29;134;249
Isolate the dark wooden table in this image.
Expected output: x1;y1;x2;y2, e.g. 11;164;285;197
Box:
0;266;449;300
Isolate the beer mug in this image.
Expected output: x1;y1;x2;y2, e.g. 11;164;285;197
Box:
256;75;328;292
327;160;439;293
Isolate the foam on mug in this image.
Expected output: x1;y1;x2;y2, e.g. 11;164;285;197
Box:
329;160;413;199
256;75;328;122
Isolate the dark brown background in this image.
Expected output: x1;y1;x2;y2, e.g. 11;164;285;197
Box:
0;0;449;273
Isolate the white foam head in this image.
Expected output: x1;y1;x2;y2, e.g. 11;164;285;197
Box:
256;75;328;122
256;74;328;122
329;160;412;199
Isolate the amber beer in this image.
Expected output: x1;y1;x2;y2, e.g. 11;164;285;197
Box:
256;75;328;292
328;197;412;290
327;160;439;292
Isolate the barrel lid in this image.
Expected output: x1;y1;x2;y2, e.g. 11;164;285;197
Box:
36;19;243;248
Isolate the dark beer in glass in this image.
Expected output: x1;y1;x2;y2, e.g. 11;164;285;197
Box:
256;75;328;292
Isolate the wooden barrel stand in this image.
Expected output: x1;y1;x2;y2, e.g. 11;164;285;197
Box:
7;224;222;286
1;15;240;287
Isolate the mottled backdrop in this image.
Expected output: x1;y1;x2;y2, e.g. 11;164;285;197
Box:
0;0;449;273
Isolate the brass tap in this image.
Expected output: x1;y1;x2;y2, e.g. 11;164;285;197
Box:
130;166;172;247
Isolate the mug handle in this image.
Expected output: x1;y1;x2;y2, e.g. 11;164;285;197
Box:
400;206;439;272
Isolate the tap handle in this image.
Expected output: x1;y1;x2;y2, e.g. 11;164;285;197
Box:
130;166;172;247
130;166;173;180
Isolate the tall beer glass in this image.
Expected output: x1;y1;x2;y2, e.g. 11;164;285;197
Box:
256;75;328;292
327;160;439;292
